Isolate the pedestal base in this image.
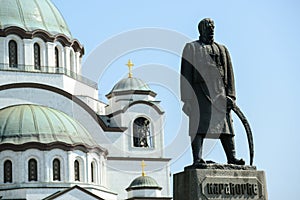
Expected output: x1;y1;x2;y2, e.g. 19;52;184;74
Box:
173;165;268;200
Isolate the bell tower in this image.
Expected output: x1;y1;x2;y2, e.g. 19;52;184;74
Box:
102;60;171;200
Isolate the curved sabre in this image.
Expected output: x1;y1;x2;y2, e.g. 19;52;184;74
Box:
232;104;254;166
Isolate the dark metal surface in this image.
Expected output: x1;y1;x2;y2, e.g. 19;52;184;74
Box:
232;104;254;165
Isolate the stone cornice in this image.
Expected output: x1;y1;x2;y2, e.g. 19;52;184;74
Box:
106;100;165;118
106;90;157;99
0;26;84;57
0;141;107;156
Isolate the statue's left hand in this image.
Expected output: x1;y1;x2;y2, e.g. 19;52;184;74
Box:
226;96;236;111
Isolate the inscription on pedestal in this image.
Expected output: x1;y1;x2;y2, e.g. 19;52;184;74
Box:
173;168;268;200
202;177;262;200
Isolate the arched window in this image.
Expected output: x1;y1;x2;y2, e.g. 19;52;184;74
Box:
133;117;153;148
9;40;18;68
28;159;37;181
55;47;59;70
53;159;61;181
74;160;80;181
4;160;12;183
34;43;41;70
91;162;96;183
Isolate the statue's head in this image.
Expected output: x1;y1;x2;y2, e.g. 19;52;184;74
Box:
198;18;215;44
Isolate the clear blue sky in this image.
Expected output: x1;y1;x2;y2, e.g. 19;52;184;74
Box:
52;0;300;199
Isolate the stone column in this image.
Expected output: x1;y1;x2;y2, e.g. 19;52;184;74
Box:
46;42;56;73
0;37;6;69
64;46;71;75
23;39;33;71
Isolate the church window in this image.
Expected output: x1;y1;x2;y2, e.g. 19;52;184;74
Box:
9;40;18;68
133;117;153;148
4;160;12;183
28;159;38;181
91;162;96;183
55;47;59;70
74;160;80;181
53;159;61;181
34;43;41;70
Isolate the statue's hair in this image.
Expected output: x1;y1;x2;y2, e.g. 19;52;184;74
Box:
198;18;214;35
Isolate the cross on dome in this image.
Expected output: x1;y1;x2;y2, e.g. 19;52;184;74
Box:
126;59;134;78
141;160;146;177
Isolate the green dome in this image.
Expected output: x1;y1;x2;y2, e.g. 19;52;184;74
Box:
126;176;162;191
0;0;72;38
0;104;97;147
110;77;151;93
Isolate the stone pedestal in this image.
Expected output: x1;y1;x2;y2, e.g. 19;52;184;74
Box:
173;165;268;200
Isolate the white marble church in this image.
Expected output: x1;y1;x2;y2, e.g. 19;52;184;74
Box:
0;0;172;199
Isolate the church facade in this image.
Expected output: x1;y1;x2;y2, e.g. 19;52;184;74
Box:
0;0;171;199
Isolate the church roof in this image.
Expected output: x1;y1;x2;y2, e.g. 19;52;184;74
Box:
111;77;151;92
43;185;104;200
0;0;72;38
126;176;162;191
0;104;99;149
106;77;156;98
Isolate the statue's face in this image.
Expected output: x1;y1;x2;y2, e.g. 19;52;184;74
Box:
202;19;215;40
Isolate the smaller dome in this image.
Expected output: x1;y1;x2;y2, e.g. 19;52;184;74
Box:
126;176;162;191
0;104;97;147
106;77;156;99
111;77;151;93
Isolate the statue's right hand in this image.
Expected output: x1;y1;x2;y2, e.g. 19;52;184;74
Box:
182;101;192;115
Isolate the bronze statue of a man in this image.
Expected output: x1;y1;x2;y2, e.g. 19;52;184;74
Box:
180;18;245;165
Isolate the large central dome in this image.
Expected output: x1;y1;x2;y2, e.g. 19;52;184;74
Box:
0;0;72;38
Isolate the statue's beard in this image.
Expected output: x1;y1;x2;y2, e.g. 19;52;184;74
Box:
200;34;214;45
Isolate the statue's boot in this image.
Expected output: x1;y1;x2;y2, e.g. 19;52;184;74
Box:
192;135;206;164
221;135;245;165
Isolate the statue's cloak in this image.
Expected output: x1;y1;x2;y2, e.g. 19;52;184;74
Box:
180;40;236;139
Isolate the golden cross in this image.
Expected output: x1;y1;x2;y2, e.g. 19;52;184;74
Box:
126;59;134;78
141;160;146;177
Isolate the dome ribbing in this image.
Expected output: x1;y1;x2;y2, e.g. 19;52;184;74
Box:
0;0;72;38
0;104;97;147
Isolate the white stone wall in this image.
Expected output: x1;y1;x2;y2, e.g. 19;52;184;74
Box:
0;35;99;98
0;33;99;99
0;149;104;185
0;70;98;99
106;94;156;114
105;101;165;158
77;95;107;115
128;189;162;198
0;35;81;72
0;35;25;67
0;149;111;200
